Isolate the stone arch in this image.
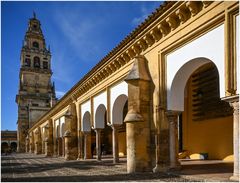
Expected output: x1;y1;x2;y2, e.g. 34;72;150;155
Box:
1;142;9;153
82;111;91;132
168;57;214;111
95;104;107;129
112;94;128;125
110;81;128;123
166;24;225;111
10;142;17;152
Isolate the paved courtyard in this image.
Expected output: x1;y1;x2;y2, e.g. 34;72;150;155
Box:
1;153;233;182
1;153;189;182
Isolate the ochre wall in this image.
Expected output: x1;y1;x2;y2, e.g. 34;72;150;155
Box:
119;132;126;156
182;78;233;161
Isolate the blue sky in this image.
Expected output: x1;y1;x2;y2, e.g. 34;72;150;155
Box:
1;1;162;130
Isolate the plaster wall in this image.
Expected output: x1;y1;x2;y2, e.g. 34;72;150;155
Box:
110;81;128;123
182;80;233;160
166;24;225;111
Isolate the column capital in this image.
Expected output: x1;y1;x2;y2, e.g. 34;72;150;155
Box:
107;122;121;129
222;95;239;113
166;110;181;122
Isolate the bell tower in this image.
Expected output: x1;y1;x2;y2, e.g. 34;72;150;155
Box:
16;13;57;152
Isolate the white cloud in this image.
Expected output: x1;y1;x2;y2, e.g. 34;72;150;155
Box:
131;2;161;27
56;90;65;98
53;9;104;62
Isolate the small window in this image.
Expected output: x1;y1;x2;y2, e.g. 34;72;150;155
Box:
33;24;38;30
34;57;40;68
43;61;48;69
24;58;31;67
33;42;39;49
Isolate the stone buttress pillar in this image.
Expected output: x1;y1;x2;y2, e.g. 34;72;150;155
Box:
95;129;102;161
166;111;181;169
57;137;62;156
35;128;42;154
78;131;84;160
30;132;34;153
45;119;54;157
64;103;78;160
223;95;239;181
124;56;152;173
84;132;92;159
25;136;29;153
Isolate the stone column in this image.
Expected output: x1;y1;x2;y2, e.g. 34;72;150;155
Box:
34;129;42;155
124;56;152;173
166;111;181;169
95;129;102;161
35;141;42;154
223;95;239;181
45;120;53;157
111;124;120;163
57;137;62;156
63;103;78;160
64;130;72;160
78;131;84;160
83;132;92;159
30;132;35;153
25;136;29;153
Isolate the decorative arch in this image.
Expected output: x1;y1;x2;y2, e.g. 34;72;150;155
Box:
10;142;17;152
82;111;91;132
32;41;39;49
112;94;128;124
34;56;40;68
166;25;225;111
95;104;106;129
168;57;213;111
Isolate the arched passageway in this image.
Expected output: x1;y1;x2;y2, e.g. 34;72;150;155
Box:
167;59;233;174
1;142;9;154
10;142;17;152
82;111;93;159
111;94;128;163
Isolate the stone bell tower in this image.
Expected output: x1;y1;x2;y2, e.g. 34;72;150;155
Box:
16;13;57;152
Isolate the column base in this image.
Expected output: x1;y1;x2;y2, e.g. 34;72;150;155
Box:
230;175;239;182
152;164;169;173
169;162;181;171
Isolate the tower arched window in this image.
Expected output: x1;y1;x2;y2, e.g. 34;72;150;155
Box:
32;42;39;49
24;58;31;67
43;61;48;69
34;57;40;68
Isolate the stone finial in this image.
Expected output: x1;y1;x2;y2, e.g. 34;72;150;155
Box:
125;55;151;82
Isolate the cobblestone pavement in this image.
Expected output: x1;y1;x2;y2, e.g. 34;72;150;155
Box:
1;153;191;182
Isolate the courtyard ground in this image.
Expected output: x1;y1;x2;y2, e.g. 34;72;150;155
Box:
1;153;233;182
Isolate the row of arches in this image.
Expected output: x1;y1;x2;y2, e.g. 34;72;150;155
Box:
24;56;48;69
1;142;17;154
